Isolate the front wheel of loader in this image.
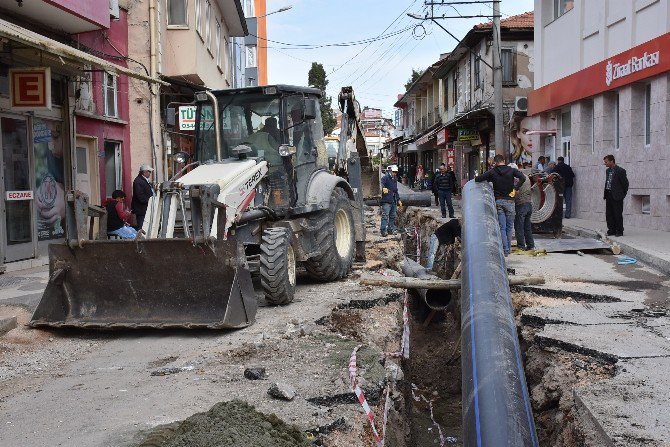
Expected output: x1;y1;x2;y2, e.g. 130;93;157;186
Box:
304;187;355;281
260;227;296;305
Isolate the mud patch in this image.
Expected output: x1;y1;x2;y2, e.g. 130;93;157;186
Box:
137;400;310;447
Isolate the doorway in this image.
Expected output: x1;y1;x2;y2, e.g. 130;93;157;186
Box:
1;115;35;262
75;136;100;205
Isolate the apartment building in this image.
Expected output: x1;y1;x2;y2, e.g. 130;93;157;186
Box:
394;12;534;186
0;0;161;266
529;0;670;231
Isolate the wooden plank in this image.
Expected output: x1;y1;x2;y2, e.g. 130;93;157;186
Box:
359;273;545;290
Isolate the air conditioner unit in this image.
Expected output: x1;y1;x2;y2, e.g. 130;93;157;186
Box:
515;96;528;112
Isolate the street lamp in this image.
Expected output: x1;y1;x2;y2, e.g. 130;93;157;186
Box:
406;12;424;20
258;5;293;18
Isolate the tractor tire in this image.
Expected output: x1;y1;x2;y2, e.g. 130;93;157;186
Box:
260;227;296;305
304;187;355;281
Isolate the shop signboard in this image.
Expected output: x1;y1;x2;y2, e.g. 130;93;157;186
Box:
447;147;456;168
458;128;479;141
179;106;197;130
436;128;448;145
9;67;52;110
6;191;34;200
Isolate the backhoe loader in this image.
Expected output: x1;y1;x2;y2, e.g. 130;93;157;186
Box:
29;85;378;329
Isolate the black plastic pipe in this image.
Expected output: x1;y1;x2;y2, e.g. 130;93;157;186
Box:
460;180;539;447
401;257;451;310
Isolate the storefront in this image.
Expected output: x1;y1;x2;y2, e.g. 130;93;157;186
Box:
0;19;164;265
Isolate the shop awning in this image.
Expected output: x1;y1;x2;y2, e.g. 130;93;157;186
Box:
443;106;492;127
415;124;442;146
0;18;169;85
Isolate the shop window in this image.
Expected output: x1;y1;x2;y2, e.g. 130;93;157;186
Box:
167;0;188;26
244;0;254;16
554;0;573;19
104;141;122;197
103;72;118;118
195;0;202;36
645;83;651;146
205;1;212;53
501;49;516;85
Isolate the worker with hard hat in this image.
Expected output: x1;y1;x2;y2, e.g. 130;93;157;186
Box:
380;165;402;237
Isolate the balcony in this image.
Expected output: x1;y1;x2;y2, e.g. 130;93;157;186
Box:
0;0;110;33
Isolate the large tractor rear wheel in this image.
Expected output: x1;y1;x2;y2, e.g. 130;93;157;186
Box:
305;187;355;281
260;227;296;305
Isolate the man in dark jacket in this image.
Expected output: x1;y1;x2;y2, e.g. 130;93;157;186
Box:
434;164;456;219
131;164;155;230
475;154;526;256
380;165;401;237
603;154;629;236
553;156;575;218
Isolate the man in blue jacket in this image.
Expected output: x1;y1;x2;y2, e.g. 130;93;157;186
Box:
380;165;402;237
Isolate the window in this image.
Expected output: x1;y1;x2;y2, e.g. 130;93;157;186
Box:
225;37;232;82
473;54;481;90
641;196;650;215
195;0;202;36
452;71;458;107
246;45;257;67
561;110;571;137
614;93;620;150
103;72;118;117
645;83;651;146
215;19;222;68
554;0;574;19
104;141;122;197
244;0;254;17
205;1;212;52
167;0;187;26
501;49;515;84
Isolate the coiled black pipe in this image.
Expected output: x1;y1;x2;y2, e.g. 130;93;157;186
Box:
460;180;539;447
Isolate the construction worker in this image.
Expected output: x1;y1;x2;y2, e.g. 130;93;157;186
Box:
475;154;526;256
380;165;402;237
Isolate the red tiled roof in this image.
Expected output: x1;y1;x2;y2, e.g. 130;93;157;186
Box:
474;11;534;30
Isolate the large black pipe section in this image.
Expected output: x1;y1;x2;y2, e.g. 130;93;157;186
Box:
460;180;538;447
401;257;451;310
363;195;432;207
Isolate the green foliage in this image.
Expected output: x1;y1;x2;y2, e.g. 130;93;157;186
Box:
308;62;337;136
404;68;423;92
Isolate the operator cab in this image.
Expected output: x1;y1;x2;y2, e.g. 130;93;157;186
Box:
192;85;327;212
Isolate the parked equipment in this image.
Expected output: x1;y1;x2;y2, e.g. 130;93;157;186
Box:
30;85;374;330
530;172;564;237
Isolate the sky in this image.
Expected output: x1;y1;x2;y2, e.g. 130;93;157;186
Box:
266;0;535;119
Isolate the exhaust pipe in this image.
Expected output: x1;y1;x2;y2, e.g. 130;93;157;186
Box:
460;180;539;447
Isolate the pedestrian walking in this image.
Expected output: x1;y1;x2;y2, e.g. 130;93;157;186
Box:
431;168;440;206
603;154;629;236
105;190;138;239
553;156;575;218
510;163;535;251
131;164;155;230
380;165;402;237
475;154;526;256
447;166;458;194
434;164;456;219
416;164;425;190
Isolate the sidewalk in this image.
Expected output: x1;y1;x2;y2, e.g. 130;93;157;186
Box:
563;217;670;276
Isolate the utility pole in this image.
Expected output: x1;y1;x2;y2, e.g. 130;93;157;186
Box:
492;0;505;158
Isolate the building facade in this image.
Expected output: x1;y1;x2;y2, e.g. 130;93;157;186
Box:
529;0;670;231
0;0;161;266
394;12;535;188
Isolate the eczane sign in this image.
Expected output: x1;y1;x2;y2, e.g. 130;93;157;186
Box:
9;67;52;110
6;191;34;200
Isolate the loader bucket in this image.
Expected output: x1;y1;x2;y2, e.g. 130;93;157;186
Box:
29;239;257;330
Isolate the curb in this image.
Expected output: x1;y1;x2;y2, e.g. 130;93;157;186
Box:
564;225;670;277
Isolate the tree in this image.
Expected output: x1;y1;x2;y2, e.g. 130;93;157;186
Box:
308;62;337;136
404;68;423;92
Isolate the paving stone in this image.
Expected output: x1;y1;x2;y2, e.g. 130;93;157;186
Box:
536;323;670;361
521;301;643;326
575;357;670;445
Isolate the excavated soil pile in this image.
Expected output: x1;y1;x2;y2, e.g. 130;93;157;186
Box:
137;400;309;447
